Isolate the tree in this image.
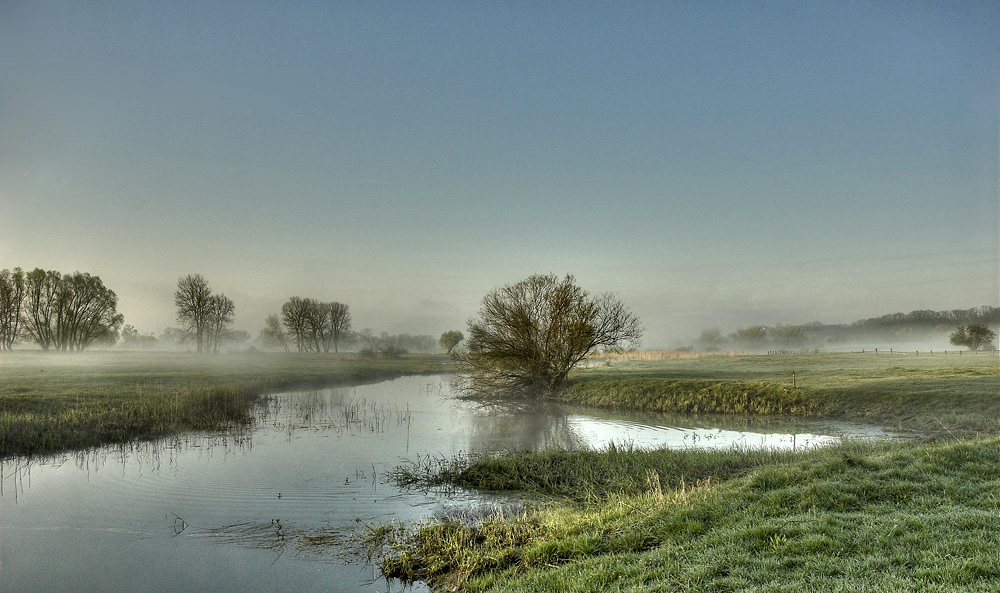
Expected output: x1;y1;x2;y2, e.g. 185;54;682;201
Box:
696;328;725;352
0;267;26;349
56;271;124;350
174;274;213;353
281;297;313;352
439;330;464;353
326;302;351;353
22;269;61;350
730;326;767;351
458;274;641;397
260;314;289;352
17;269;122;351
277;298;351;353
949;324;997;351
206;293;235;353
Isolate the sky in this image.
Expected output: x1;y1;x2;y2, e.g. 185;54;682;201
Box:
2;1;998;349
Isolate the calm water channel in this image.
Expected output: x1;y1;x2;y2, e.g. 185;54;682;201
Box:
1;375;895;592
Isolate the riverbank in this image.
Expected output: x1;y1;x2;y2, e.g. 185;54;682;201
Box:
0;350;451;458
375;437;1000;592
369;352;999;591
563;351;999;437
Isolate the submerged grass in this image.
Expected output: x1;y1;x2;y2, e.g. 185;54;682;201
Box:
0;350;450;458
375;438;1000;592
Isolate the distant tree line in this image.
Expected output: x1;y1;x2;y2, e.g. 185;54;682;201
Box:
258;297;352;353
1;267;124;351
694;306;1000;352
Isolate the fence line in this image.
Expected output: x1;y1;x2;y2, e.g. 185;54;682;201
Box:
849;348;1000;356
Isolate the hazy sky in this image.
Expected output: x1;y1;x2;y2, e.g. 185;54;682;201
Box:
2;1;998;348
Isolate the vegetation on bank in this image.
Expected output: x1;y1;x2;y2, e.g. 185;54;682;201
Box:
363;352;998;592
0;350;450;458
565;351;998;437
373;438;1000;592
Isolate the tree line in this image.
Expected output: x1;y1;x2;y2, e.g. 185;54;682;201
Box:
693;306;1000;352
260;297;352;353
1;267;124;351
2;268;461;355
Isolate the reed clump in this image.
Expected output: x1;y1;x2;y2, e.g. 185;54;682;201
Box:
562;379;816;416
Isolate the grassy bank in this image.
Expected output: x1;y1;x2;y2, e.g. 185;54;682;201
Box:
0;350;451;458
374;438;1000;592
564;351;999;437
366;352;998;591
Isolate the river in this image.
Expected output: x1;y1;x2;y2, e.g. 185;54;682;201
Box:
0;375;895;593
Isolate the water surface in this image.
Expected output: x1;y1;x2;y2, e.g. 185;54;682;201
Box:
1;375;894;592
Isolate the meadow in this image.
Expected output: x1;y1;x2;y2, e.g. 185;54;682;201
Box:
564;351;999;437
369;351;999;592
0;350;448;458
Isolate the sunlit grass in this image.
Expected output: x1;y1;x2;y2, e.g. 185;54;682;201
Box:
372;438;1000;592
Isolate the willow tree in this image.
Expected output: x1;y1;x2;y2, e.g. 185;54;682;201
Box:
17;269;122;351
458;274;641;397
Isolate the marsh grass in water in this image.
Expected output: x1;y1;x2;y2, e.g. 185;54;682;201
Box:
391;444;801;502
561;379;816;416
372;438;1000;592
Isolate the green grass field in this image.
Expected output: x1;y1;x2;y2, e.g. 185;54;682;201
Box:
368;351;999;592
374;438;1000;592
564;351;999;437
0;350;449;458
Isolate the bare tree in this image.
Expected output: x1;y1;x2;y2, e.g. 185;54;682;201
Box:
0;268;26;349
207;293;235;353
303;298;329;352
281;297;312;352
458;274;641;397
57;272;124;350
278;298;351;353
326;302;351;353
19;269;122;351
22;269;62;350
174;274;214;353
261;313;289;352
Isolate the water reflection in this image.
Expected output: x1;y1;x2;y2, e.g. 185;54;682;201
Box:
2;374;895;593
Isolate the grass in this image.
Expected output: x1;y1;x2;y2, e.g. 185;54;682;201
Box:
365;351;999;591
0;350;450;458
565;351;999;437
373;438;1000;592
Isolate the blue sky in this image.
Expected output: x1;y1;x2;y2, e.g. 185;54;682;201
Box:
2;1;998;348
